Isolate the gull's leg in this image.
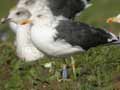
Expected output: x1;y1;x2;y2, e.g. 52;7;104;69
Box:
62;64;68;80
61;58;68;80
71;56;77;80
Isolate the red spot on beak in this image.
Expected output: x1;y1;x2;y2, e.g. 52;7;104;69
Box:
107;18;113;24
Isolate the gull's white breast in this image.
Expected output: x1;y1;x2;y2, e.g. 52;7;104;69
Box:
31;23;84;56
16;24;44;61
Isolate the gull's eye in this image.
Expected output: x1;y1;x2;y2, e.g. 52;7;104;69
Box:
37;14;42;18
16;12;21;16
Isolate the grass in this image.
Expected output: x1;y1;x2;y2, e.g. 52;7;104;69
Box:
0;0;120;90
0;43;120;90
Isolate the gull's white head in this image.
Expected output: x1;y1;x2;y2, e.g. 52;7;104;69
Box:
107;14;120;24
0;7;32;25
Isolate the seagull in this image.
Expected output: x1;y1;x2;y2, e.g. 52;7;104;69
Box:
107;14;120;23
107;14;120;42
1;2;119;57
4;6;118;58
29;14;120;56
0;8;44;61
1;0;119;60
1;0;46;60
1;0;92;60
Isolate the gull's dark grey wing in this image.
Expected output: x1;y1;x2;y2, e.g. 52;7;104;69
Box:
55;20;115;50
48;0;91;19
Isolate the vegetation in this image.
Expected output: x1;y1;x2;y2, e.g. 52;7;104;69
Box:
0;0;120;90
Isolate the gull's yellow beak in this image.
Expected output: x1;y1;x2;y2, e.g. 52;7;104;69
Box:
106;17;120;23
0;17;10;24
20;19;32;25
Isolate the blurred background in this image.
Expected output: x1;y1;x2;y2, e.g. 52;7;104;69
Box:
0;0;120;42
0;1;120;90
0;0;17;42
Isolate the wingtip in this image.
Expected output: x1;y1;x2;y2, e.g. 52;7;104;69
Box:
85;4;93;9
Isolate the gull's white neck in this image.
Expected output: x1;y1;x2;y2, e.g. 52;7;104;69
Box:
16;24;31;47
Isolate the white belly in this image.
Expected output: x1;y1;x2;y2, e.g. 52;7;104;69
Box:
16;44;44;61
31;26;84;56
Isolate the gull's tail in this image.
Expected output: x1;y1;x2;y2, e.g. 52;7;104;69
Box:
107;32;120;45
112;37;120;44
